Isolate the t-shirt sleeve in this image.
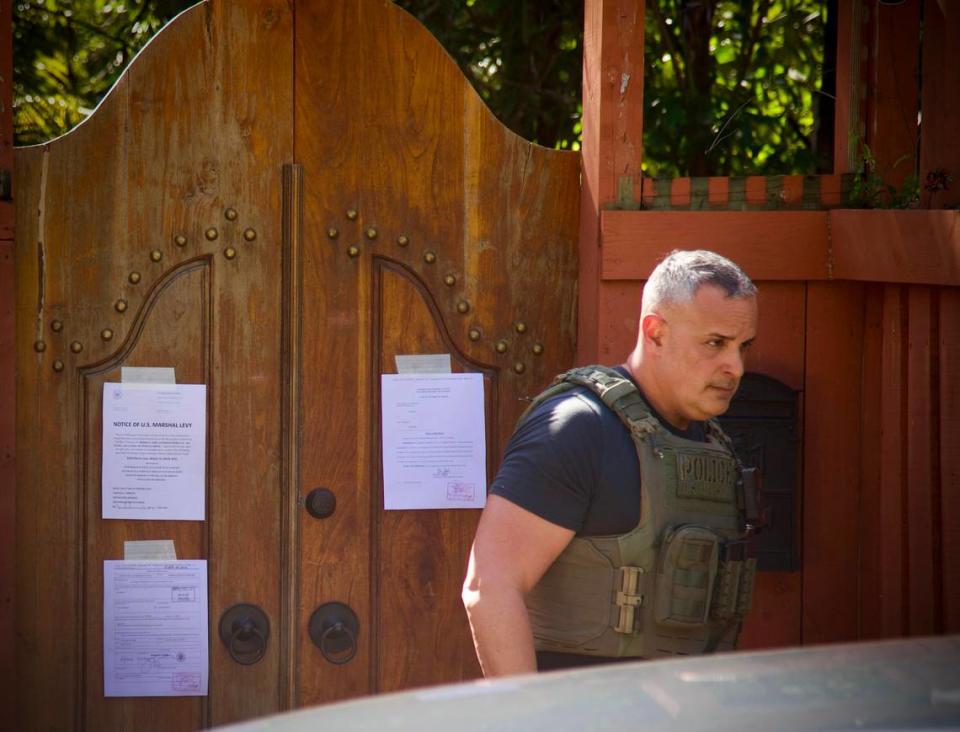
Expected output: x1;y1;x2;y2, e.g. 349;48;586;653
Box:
489;392;604;532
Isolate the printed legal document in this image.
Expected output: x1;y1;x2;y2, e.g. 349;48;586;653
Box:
102;383;206;520
103;560;209;697
381;373;486;510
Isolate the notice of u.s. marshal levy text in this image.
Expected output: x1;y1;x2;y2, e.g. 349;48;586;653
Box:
102;383;207;520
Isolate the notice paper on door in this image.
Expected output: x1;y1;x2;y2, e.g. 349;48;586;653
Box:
103;560;209;697
102;383;206;520
381;373;486;510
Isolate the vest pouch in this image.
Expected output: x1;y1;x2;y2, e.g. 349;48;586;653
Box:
653;525;720;627
710;541;758;622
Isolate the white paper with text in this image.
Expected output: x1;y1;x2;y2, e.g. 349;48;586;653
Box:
103;560;209;697
381;373;486;510
102;383;206;520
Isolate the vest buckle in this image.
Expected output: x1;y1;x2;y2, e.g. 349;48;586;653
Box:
614;566;645;634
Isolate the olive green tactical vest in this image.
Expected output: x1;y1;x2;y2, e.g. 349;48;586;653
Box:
523;366;757;659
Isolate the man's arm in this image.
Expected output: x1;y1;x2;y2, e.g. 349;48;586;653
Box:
462;494;575;677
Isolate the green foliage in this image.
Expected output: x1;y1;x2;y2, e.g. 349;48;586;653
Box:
14;0;831;180
847;140;920;209
394;0;584;150
642;0;829;177
13;0;195;146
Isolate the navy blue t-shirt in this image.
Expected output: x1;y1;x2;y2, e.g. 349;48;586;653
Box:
491;365;706;537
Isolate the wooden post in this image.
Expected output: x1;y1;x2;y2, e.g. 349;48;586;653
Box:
0;0;15;717
866;0;922;189
919;0;960;208
578;0;645;364
832;0;861;173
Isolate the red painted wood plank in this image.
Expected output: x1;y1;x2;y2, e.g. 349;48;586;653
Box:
738;573;803;650
579;0;645;363
919;0;960;209
640;176;656;209
596;280;642;366
600;210;830;281
737;282;806;650
749;282;806;391
940;288;960;633
782;175;804;207
670;177;690;208
859;285;884;639
868;1;921;189
802;282;865;644
745;176;766;208
819;173;846;208
707;177;729;209
830;210;960;286
832;0;857;172
906;286;937;634
880;284;907;636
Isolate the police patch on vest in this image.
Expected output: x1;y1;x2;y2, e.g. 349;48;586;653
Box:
675;453;735;502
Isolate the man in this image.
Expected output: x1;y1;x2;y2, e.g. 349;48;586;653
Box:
462;249;760;676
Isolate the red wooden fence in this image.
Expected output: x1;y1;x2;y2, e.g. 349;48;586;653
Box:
580;0;960;648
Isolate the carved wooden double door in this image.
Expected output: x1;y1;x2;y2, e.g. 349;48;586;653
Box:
14;1;578;728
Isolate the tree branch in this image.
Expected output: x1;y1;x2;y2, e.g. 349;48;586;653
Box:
735;0;773;88
647;0;686;88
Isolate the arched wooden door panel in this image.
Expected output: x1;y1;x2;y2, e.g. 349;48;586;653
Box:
15;0;578;727
374;259;496;691
15;2;292;728
292;0;578;706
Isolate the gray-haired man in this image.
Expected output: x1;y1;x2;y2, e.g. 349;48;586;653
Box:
463;249;760;676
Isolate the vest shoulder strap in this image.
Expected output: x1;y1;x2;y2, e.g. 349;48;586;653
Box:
705;418;736;452
520;365;659;440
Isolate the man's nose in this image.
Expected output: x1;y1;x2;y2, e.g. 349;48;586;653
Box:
724;348;745;380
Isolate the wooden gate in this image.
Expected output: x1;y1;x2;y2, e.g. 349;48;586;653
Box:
13;1;578;728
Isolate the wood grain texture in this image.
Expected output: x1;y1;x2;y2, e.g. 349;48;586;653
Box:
0;0;13;715
737;573;802;650
905;286;938;634
940;288;960;633
579;0;645;363
82;260;211;731
0;240;13;720
867;1;921;189
14;0;292;727
802;282;865;644
736;282;806;650
879;284;907;637
832;0;856;172
295;0;578;705
596;280;642;365
600;211;830;281
859;285;884;640
0;0;10;175
748;282;806;392
374;263;485;690
830;210;960;285
919;0;960;208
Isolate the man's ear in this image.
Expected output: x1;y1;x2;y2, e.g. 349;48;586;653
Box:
641;313;666;348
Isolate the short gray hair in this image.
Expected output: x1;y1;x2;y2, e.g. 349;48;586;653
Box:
642;249;756;312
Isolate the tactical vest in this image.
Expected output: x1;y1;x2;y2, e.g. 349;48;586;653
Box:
523;366;758;659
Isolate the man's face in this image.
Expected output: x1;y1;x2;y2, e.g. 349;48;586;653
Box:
646;284;758;429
